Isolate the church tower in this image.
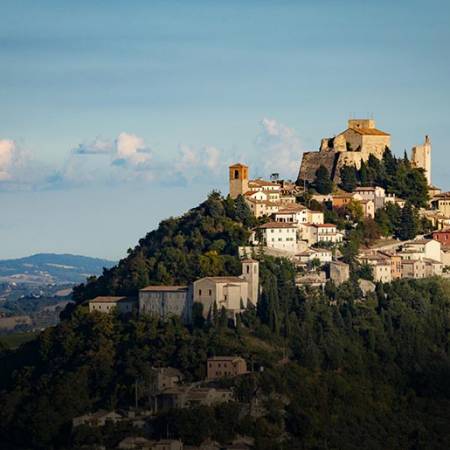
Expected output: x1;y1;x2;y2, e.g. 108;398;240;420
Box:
411;135;432;185
241;259;259;307
229;163;249;199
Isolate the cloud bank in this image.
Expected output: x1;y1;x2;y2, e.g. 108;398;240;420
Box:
0;118;302;191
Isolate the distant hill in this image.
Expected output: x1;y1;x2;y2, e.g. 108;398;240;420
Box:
0;253;116;284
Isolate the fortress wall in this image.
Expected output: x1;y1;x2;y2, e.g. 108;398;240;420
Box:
297;151;339;184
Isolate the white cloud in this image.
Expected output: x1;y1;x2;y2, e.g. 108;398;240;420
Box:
0;139;15;180
254;118;302;178
169;144;226;185
113;132;152;168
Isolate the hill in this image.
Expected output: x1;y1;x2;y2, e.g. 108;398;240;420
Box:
0;193;449;449
0;253;116;284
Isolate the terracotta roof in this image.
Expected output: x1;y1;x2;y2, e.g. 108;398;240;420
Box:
248;179;278;187
346;127;390;136
246;199;280;207
208;356;245;362
257;221;297;229
229;163;248;168
140;285;188;292
199;276;246;284
89;296;130;304
276;204;307;212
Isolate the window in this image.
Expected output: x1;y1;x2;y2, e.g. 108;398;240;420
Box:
199;289;202;296
234;169;239;179
208;289;212;296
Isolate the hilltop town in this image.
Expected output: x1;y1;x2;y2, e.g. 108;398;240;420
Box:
3;118;450;450
87;117;450;322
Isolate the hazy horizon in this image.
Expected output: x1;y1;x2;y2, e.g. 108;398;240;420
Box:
2;0;449;259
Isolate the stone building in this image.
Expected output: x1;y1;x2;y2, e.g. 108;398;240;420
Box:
89;296;136;314
156;387;233;412
193;259;259;318
206;356;248;380
150;367;184;393
411;135;432;185
298;118;391;184
139;286;193;324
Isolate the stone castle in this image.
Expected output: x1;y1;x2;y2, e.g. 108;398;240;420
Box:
297;118;431;185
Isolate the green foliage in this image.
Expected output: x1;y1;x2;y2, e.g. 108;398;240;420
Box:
398;202;419;241
73;192;252;303
340;148;429;207
313;165;333;195
339;165;358;192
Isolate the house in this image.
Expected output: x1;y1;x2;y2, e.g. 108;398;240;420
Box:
378;251;402;280
274;204;324;226
303;223;343;245
156;387;233;411
432;228;450;246
274;204;309;224
295;271;327;288
354;186;386;210
430;192;450;218
360;199;375;219
118;437;183;450
245;198;280;218
139;286;193;324
401;259;427;279
329;260;350;285
424;259;443;277
88;296;136;314
252;222;298;252
193;259;259;318
359;254;392;283
73;410;122;428
296;248;332;267
150;367;184;393
385;194;406;208
400;239;441;263
331;193;358;209
207;356;247;379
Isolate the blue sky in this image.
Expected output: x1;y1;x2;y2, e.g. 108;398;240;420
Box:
1;0;449;260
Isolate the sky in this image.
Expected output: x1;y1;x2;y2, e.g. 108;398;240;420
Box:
1;0;449;260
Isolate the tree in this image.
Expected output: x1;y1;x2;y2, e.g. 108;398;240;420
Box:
340;165;358;192
398;202;418;240
313;165;333;195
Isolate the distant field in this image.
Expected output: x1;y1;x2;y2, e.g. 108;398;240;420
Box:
0;331;39;350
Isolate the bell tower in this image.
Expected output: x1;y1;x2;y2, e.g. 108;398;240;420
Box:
229;163;249;199
241;259;259;307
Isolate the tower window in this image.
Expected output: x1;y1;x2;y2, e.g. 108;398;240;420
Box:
234;169;239;179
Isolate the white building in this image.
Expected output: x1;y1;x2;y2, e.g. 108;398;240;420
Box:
400;239;441;263
252;222;298;252
296;248;332;266
354;186;386;210
301;223;343;245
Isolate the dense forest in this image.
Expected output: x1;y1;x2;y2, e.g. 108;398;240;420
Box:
1;194;450;449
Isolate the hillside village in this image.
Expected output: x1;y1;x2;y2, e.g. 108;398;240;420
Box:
88;117;450;322
65;118;450;449
8;117;450;450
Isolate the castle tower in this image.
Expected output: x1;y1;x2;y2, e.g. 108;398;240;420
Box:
241;259;259;307
229;163;249;199
411;135;432;185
